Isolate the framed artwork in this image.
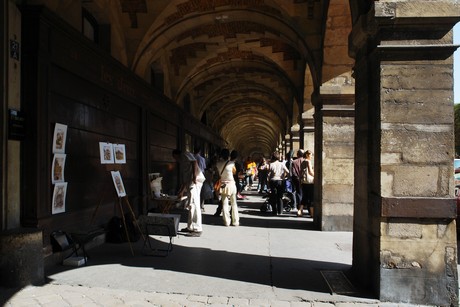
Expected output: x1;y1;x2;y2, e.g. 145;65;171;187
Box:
52;182;68;214
99;142;114;164
111;171;126;197
51;153;66;183
52;123;67;153
113;144;126;164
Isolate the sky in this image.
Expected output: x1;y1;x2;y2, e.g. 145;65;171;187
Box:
455;22;459;104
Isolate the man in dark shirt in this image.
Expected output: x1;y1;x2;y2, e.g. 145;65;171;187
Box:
290;149;305;214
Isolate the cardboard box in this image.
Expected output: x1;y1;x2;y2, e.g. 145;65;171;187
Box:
63;256;86;267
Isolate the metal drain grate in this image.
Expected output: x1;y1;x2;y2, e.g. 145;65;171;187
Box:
320;270;357;295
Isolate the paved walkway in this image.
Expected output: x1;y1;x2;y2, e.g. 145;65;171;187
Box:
0;188;450;306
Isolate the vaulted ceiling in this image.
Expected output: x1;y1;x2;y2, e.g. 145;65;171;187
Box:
40;0;356;157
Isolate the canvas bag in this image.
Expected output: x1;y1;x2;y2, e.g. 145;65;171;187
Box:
301;160;314;184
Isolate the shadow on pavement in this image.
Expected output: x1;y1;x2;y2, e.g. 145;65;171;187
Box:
0;190;374;306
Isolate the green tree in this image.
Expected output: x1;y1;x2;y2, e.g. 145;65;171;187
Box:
455;104;460;157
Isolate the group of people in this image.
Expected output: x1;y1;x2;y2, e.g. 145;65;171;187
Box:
289;149;315;217
171;147;242;237
261;149;314;216
170;147;315;237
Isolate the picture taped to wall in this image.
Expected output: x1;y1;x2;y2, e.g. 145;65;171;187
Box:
111;170;126;197
52;182;68;214
52;123;67;153
99;142;114;164
113;144;126;164
51;153;66;184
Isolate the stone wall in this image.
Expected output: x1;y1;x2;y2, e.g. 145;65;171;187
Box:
349;1;459;305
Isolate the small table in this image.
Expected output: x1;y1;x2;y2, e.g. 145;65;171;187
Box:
138;213;181;257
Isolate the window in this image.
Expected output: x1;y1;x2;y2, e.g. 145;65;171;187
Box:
82;9;98;43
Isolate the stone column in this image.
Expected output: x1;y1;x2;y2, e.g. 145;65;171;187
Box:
313;92;354;231
284;134;291;157
0;0;5;231
302;118;314;152
349;2;459;305
0;229;44;287
0;2;44;288
291;123;301;153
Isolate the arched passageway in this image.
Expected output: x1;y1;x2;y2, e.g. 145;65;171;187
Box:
0;1;459;306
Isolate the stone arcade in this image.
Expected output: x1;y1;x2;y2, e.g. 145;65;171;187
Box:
0;1;458;305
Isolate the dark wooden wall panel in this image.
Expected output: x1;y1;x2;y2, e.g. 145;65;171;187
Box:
20;6;225;244
148;130;176;149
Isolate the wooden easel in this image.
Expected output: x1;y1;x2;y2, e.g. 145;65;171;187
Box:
117;196;145;256
89;178;145;256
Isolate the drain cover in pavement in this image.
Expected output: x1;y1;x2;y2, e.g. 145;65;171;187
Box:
320;270;356;295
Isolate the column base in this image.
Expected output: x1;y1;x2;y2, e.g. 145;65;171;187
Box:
0;228;44;287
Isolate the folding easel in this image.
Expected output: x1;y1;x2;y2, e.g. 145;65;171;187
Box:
85;179;145;256
116;196;145;256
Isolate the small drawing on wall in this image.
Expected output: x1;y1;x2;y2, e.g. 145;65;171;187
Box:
52;182;68;214
52;123;67;153
99;142;114;164
113;144;126;164
51;153;66;183
111;171;126;197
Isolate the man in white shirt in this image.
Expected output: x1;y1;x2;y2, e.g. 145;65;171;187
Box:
268;151;289;215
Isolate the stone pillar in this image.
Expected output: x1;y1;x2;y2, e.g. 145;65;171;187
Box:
0;229;44;287
313;92;354;231
0;0;5;231
302;118;314;152
284;134;291;157
349;2;459;305
0;2;44;288
291;123;301;153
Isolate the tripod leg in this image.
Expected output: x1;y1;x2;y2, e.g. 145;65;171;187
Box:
118;198;134;256
123;197;146;241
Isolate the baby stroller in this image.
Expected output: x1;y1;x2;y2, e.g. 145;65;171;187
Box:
260;178;296;213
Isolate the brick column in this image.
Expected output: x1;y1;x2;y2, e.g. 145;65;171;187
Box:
313;92;354;231
349;2;459;305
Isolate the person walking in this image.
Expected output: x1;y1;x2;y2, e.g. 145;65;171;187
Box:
215;149;239;226
194;146;206;174
172;149;205;236
290;149;305;215
257;157;269;193
231;150;245;200
243;156;257;191
268;151;289;215
213;150;228;216
299;150;314;217
194;146;207;211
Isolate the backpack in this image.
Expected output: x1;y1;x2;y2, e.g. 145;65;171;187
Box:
106;214;140;243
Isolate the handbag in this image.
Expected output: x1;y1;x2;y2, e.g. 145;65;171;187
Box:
214;160;229;192
301;160;314;184
213;179;221;191
305;172;314;184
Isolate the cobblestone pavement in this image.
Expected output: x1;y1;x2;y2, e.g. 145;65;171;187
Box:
0;189;455;307
1;283;435;307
